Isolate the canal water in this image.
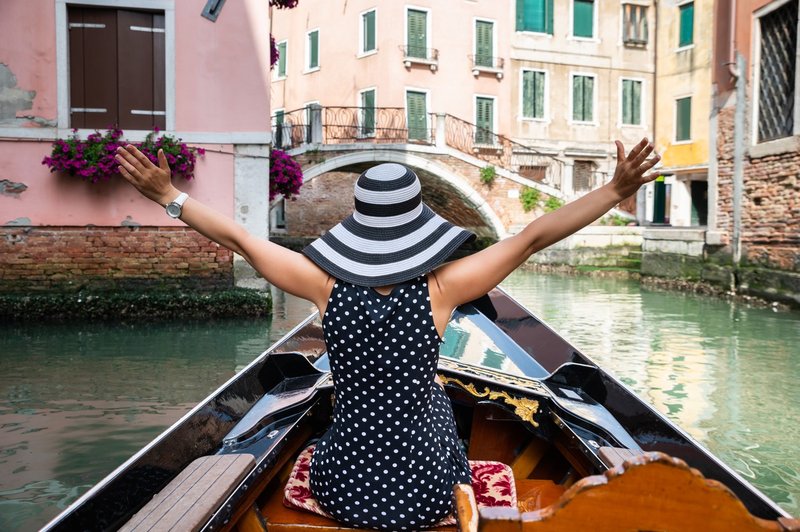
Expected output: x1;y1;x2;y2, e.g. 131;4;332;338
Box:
1;271;798;529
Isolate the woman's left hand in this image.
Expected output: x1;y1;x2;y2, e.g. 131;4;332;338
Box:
609;138;661;200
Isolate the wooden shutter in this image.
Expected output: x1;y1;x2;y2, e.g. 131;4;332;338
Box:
407;9;427;58
676;97;691;141
573;0;594;38
516;0;551;33
622;79;641;125
118;9;165;130
363;11;376;52
522;71;534;118
679;2;694;47
278;41;287;76
361;89;375;136
573;75;594;122
68;7;118;129
475;97;494;144
406;91;427;141
475;21;493;67
308;30;319;69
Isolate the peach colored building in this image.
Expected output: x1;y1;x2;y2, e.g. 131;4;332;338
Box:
0;0;271;290
270;0;655;202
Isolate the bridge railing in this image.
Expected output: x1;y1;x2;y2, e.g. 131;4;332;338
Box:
436;114;565;191
272;106;565;192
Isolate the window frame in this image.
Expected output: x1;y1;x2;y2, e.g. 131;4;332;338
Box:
358;8;377;57
357;87;378;138
520;68;549;122
55;0;175;139
473;17;497;69
620;2;649;46
275;39;288;80
750;0;800;155
569;71;598;126
676;0;695;51
404;5;432;60
619;77;645;127
305;28;320;73
570;0;598;42
474;94;498;146
674;95;693;143
404;87;431;142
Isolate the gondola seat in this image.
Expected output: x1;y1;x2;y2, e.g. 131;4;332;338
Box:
277;444;517;528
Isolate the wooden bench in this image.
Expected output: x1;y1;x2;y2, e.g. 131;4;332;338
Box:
121;454;254;532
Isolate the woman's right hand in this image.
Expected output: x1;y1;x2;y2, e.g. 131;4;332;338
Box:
115;144;179;206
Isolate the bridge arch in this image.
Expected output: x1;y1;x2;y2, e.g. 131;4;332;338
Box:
300;150;508;240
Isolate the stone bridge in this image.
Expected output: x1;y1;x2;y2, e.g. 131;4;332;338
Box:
273;106;571;240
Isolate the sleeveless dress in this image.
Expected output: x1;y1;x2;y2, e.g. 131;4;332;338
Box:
309;277;472;530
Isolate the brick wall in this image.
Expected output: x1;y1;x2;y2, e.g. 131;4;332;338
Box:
716;106;800;271
0;226;233;292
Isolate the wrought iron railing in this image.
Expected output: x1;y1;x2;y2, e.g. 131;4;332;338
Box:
400;45;439;63
469;55;504;70
272;107;311;150
323;106;412;144
437;114;564;190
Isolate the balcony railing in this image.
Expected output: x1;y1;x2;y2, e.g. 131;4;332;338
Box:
469;55;504;78
400;45;439;70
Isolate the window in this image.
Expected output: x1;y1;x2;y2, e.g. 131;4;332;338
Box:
475;20;494;68
276;40;287;77
678;2;694;48
756;0;798;143
621;79;642;125
407;9;428;59
273;198;287;230
573;160;595;191
573;0;594;38
67;6;165;130
516;0;553;34
306;29;319;70
272;108;286;147
406;90;428;141
572;74;595;123
475;97;495;144
361;9;376;54
359;88;376;137
522;70;546;119
676;96;692;141
622;4;648;45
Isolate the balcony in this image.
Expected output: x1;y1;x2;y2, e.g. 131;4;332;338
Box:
400;45;439;71
469;55;504;79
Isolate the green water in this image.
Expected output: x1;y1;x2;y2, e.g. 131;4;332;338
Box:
1;274;798;529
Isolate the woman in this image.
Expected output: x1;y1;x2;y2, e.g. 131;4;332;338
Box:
115;139;659;529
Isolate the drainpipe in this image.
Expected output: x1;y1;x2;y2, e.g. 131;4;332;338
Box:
732;52;746;267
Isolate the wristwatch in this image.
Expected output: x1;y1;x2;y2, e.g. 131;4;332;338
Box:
165;192;189;219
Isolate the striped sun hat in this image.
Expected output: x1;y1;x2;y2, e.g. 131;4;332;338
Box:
302;163;475;287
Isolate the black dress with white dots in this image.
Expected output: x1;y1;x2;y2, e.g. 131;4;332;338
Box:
309;277;472;530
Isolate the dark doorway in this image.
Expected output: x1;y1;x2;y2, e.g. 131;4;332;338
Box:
690;180;708;226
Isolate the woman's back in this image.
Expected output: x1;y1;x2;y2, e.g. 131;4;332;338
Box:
309;277;470;530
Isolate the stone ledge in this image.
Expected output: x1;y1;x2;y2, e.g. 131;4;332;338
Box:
643;228;706;241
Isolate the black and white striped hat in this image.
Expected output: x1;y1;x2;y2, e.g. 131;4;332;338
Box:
302;163;475;287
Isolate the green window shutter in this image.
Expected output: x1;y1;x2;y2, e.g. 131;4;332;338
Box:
361;89;375;136
363;10;376;52
522;71;546;119
406;91;427;141
308;30;319;69
277;41;287;77
517;0;552;34
679;2;694;47
676;97;691;141
573;75;593;122
407;9;427;58
476;97;494;144
476;21;493;67
622;79;642;125
573;0;594;38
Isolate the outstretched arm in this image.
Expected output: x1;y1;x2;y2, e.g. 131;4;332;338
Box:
433;138;660;312
115;145;331;308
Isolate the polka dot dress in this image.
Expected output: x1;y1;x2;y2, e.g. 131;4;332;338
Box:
309;277;471;530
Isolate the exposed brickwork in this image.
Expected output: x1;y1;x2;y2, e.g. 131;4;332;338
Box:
0;226;233;292
716;106;800;271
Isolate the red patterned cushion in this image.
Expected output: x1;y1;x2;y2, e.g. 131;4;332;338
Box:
283;444;517;527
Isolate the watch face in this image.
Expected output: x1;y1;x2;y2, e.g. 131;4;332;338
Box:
166;203;181;218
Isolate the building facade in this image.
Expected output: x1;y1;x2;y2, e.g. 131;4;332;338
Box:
0;0;272;291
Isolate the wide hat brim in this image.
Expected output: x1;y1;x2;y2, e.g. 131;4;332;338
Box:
302;204;475;287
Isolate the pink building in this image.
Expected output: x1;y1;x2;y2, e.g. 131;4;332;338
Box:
0;0;271;291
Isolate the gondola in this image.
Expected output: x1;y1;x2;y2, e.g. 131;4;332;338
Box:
43;287;797;531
